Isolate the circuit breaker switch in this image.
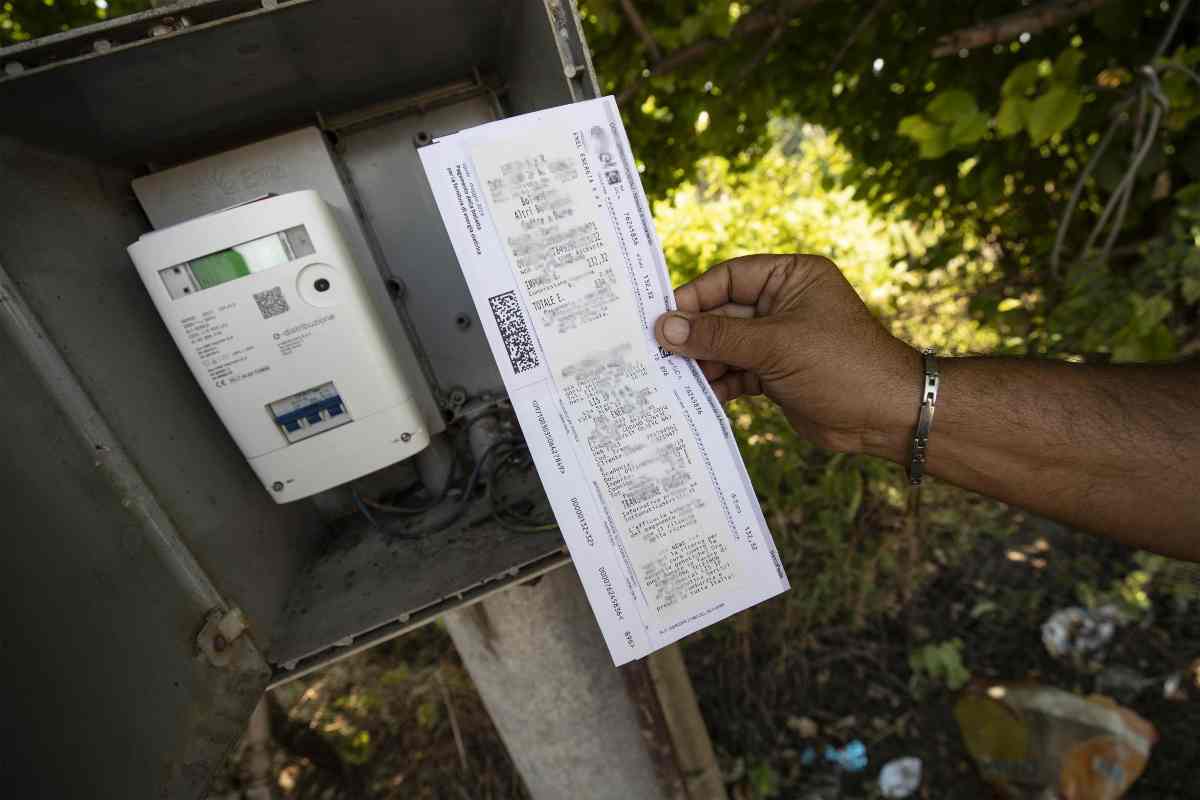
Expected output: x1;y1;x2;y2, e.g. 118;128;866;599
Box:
268;381;352;444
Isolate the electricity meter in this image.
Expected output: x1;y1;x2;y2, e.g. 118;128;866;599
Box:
128;190;430;502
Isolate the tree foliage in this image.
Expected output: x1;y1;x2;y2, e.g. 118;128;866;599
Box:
655;124;1009;630
1;0;147;42
7;1;1197;360
583;0;1200;361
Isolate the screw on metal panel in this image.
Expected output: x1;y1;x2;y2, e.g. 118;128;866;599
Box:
272;481;284;492
400;432;413;443
385;277;405;299
447;387;468;408
413;131;432;147
455;313;471;330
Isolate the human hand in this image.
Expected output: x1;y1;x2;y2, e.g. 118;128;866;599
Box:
653;254;919;461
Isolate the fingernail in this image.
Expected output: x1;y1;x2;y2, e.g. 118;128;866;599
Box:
663;314;690;345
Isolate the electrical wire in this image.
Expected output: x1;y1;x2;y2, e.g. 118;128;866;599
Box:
371;437;525;538
1154;0;1193;60
1052;0;1193;275
1160;60;1200;91
358;441;462;515
359;409;511;515
486;443;559;533
352;402;556;537
1050;110;1125;278
352;487;381;531
1084;69;1167;254
1099;89;1152;261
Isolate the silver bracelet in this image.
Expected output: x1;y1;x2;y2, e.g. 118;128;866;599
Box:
908;349;939;486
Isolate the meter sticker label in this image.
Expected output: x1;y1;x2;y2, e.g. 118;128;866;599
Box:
181;304;270;389
253;285;291;319
273;313;336;357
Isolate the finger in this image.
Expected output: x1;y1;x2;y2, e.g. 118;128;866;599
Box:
674;254;829;315
699;359;729;381
695;305;755;381
710;377;732;404
710;370;763;404
708;303;757;319
655;310;773;370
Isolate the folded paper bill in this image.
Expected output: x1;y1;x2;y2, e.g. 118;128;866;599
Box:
419;96;789;665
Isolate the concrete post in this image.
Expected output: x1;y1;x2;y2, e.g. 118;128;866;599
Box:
445;565;695;799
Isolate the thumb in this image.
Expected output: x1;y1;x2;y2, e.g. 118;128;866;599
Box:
655;311;771;371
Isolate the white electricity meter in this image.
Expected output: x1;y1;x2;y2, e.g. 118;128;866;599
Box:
128;190;430;502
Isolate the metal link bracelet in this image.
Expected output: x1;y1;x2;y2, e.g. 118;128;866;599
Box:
907;349;940;486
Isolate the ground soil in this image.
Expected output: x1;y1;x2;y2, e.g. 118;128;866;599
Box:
686;518;1200;799
220;516;1200;799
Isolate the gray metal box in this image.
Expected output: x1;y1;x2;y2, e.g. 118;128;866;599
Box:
0;2;597;796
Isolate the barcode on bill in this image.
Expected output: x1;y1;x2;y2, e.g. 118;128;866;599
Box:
488;290;540;374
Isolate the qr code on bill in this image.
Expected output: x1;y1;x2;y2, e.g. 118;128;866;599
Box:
253;286;290;319
488;290;539;374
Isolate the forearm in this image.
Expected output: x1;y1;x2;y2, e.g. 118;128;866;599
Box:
866;356;1200;560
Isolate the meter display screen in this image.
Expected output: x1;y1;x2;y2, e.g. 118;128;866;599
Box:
158;225;314;299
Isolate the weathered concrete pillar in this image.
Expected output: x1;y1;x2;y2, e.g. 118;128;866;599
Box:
444;566;682;799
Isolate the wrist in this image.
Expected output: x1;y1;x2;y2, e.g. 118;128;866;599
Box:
859;341;924;466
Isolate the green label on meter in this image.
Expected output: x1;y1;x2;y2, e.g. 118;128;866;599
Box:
189;250;251;289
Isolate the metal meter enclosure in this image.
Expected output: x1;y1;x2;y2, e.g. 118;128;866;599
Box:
128;191;430;502
0;0;599;796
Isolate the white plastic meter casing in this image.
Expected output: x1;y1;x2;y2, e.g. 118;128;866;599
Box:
128;190;430;502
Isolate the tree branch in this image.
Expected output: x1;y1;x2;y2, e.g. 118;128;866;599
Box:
618;0;662;62
829;0;893;73
932;0;1110;58
613;0;1108;105
734;22;787;86
616;0;825;105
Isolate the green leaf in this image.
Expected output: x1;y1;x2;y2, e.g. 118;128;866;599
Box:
1026;87;1083;144
1113;324;1177;362
1131;294;1172;333
918;126;953;159
1183;276;1200;304
926;89;979;124
844;469;863;523
678;14;706;45
996;96;1030;137
1149;325;1179;360
749;762;780;798
706;4;734;38
1002;61;1041;97
1161;68;1195;109
979;162;1006;206
898;114;936;140
970;600;999;619
950;111;989;145
1053;48;1085;85
898;114;954;157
